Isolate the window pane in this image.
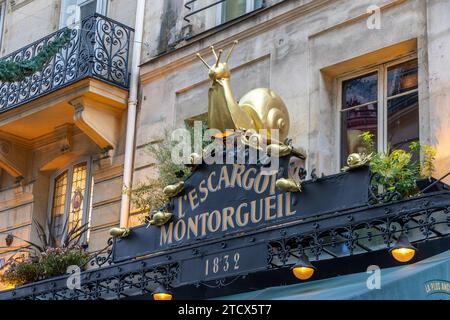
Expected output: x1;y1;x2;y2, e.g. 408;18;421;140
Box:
342;72;378;109
341;104;378;165
387;60;418;97
387;92;419;151
60;0;78;27
51;171;69;244
80;0;97;20
222;0;247;22
68;163;88;236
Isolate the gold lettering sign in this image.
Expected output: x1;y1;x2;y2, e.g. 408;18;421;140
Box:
159;164;297;246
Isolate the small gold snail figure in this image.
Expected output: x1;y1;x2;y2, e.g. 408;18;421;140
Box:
150;211;173;227
275;178;302;192
163;181;185;198
196;40;290;143
342;153;372;171
109;227;130;238
186;152;202;168
266;144;293;157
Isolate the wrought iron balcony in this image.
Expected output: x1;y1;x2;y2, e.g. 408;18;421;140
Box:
0;14;133;113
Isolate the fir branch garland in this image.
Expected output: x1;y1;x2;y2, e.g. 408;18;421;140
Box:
0;29;72;83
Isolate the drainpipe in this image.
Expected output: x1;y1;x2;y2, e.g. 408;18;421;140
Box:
119;0;146;228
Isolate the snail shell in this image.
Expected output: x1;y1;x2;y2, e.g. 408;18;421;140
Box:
109;227;130;238
150;211;173;227
239;88;290;142
163;181;185;198
275;178;301;192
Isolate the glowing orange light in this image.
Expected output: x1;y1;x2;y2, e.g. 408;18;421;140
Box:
292;266;315;281
391;247;416;263
291;254;316;281
153;292;173;300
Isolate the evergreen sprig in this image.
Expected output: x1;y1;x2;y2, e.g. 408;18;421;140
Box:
0;29;72;83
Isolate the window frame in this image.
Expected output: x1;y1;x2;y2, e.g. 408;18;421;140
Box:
336;54;418;169
0;0;6;51
216;0;258;25
47;157;93;245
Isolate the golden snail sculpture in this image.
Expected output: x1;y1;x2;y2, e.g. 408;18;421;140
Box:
109;227;130;238
149;211;173;227
163;181;185;198
196;40;290;143
342;153;373;172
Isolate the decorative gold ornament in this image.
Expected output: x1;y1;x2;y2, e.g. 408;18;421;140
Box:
342;153;372;172
240;129;265;150
186;152;202;167
275;178;301;192
196;40;290;142
149;211;173;227
163;181;185;198
292;147;307;160
266;143;292;157
109;227;131;238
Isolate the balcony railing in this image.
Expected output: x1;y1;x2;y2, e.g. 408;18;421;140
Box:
0;14;133;113
0;167;449;300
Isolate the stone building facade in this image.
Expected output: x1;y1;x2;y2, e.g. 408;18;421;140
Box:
0;0;449;294
0;0;137;290
137;0;450;194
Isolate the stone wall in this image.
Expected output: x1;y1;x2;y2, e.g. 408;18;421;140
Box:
0;0;136;264
137;0;450;188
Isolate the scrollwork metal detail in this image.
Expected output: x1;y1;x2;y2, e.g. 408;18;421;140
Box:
0;14;133;113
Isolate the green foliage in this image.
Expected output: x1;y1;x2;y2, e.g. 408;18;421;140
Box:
421;145;437;177
0;219;90;287
147;129;191;187
360;131;375;155
131;122;211;217
360;132;437;200
370;148;419;198
0;258;42;287
39;247;90;278
1;247;89;287
0;29;72;83
130;179;168;214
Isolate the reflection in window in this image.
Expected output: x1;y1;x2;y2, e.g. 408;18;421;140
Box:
68;163;88;235
387;60;419;151
51;172;69;242
221;0;263;24
341;73;378;165
60;0;107;28
387;60;418;97
340;59;419;166
50;162;90;244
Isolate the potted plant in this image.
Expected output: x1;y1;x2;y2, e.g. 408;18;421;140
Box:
0;220;90;288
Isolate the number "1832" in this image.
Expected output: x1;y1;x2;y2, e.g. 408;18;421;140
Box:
205;252;240;276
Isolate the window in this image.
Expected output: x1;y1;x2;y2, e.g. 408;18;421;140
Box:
218;0;263;24
49;161;92;245
60;0;108;28
339;58;419;166
0;1;6;50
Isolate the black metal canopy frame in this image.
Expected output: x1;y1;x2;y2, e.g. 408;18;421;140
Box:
1;174;449;300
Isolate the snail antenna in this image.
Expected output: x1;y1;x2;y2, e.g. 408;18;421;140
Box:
196;53;211;69
215;49;223;67
210;46;218;60
225;40;239;63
